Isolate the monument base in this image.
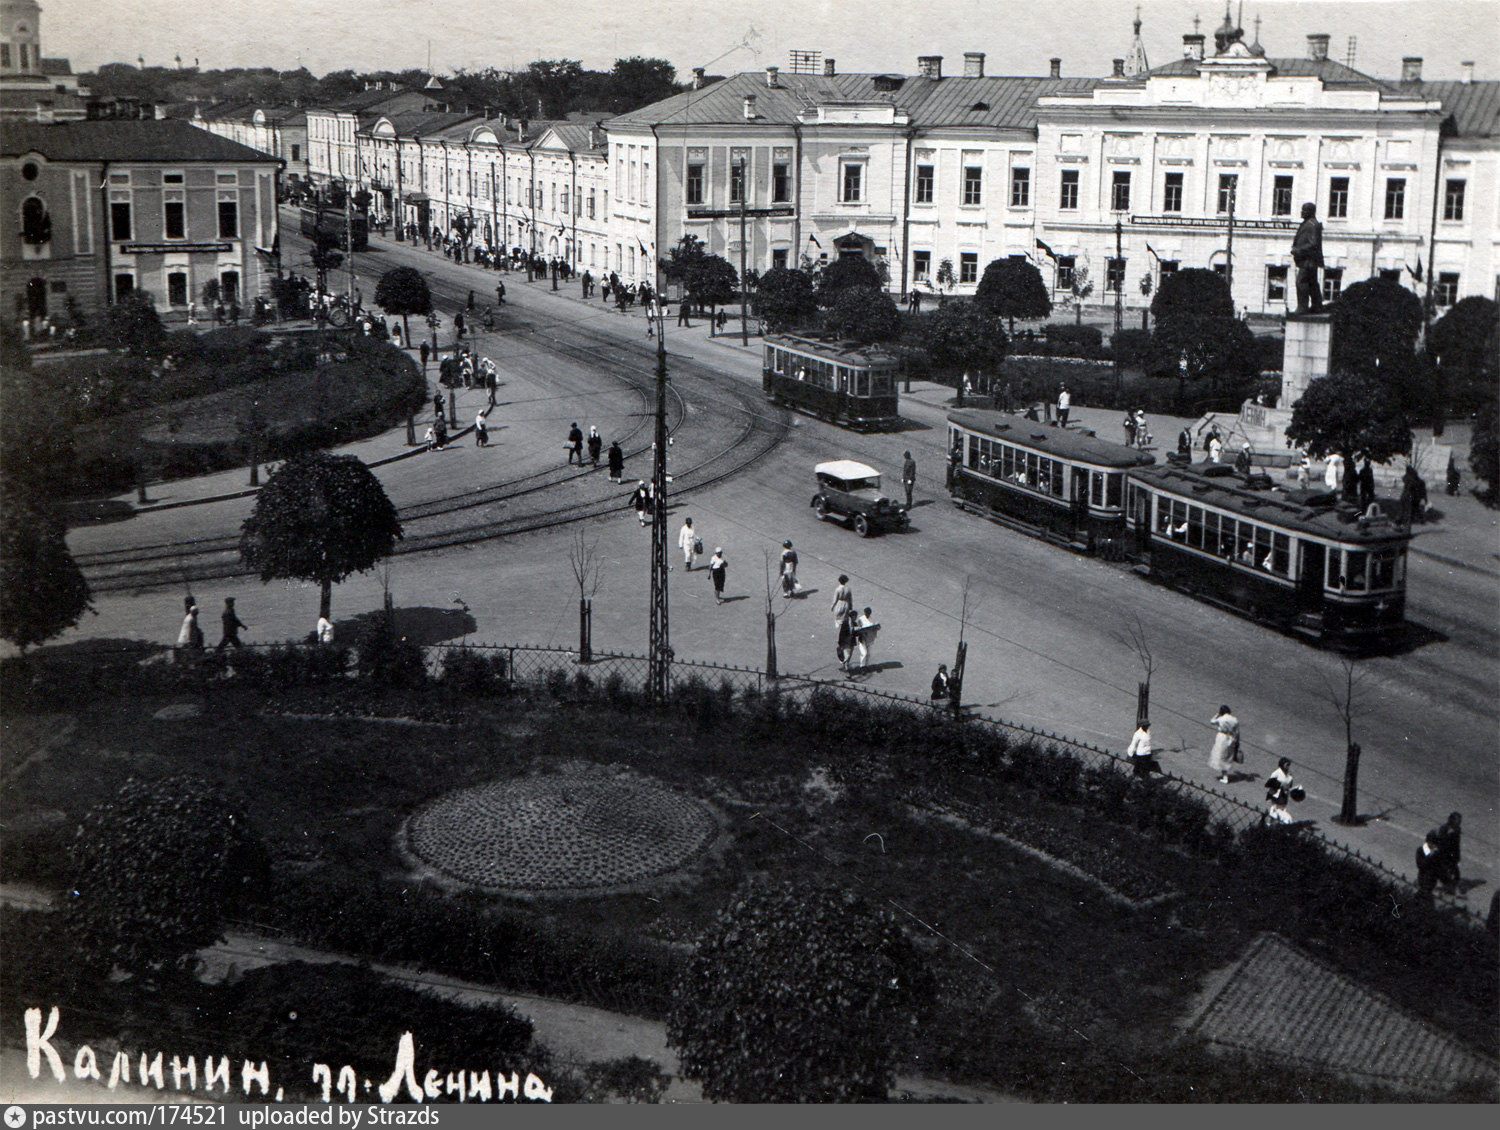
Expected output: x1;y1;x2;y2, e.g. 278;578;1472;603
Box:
1281;312;1331;408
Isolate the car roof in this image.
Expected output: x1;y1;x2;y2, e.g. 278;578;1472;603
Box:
816;460;881;480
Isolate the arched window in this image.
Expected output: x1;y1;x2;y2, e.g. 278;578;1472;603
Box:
20;196;51;245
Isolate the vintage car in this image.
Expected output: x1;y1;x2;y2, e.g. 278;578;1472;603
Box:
811;460;910;537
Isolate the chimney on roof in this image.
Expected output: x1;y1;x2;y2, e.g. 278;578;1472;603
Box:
1307;34;1330;61
742;93;757;119
1184;34;1205;61
1460;60;1475;84
1111;58;1126;78
765;66;779;88
589;123;601;148
824;58;836;76
691;67;705;89
917;55;942;79
1050;57;1062;79
1401;56;1423;84
964;52;985;78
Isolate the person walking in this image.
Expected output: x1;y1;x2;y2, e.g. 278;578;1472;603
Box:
474;410;489;447
607;440;624;483
495;280;506;306
831;574;855;670
852;606;879;672
901;451;917;509
1124;412;1138;448
678;516;699;571
1126;719;1159;777
1296;455;1311;490
1207;432;1223;464
1234;443;1253;476
1132;409;1150;449
632;481;650;526
453;310;465;339
1056;385;1071;427
420;340;430;369
1324;452;1343;492
566;422;584;465
1416;831;1443;906
587;426;602;468
316;615;335;645
216;597;246;652
177;603;203;661
1177;428;1193;460
1207;704;1240;784
1358;457;1376;508
779;540;800;596
930;664;950;701
677;299;691;327
1265;758;1297;824
708;547;727;604
1433;812;1462;894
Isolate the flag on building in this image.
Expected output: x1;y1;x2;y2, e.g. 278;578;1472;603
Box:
808;233;822;249
1036;238;1057;260
1406;256;1423;283
638;238;650;257
1145;242;1161;264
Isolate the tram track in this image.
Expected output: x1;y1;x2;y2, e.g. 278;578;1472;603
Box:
77;294;789;593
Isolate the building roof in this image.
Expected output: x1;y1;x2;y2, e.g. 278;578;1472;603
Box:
607;70;1102;132
1415;80;1500;138
538;121;605;153
949;410;1159;470
39;57;72;76
2;118;281;163
1142;54;1416;96
366;110;486;139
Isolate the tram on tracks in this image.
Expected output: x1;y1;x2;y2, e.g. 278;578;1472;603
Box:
945;409;1155;550
299;205;369;252
762;334;901;431
1126;463;1409;645
945;409;1412;646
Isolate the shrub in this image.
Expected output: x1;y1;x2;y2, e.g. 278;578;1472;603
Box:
440;647;508;695
356;628;427;689
1044;323;1105;356
581;1056;672;1103
60;775;268;978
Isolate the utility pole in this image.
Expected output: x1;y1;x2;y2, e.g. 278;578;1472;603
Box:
737;158;749;346
1114;219;1124;396
344;180;356;307
647;300;671;705
1225;179;1236;298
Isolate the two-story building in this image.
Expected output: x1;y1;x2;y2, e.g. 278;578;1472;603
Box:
305;81;455;191
194;102;308;186
2;119;281;323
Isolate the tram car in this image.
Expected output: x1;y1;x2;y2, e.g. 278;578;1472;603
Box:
762;334;901;431
299;205;369;252
945;410;1156;549
1126;463;1410;645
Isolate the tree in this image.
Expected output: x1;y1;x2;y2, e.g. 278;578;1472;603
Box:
239;451;403;620
1329;276;1423;379
351;188;373;215
1470;400;1499;505
815;255;883;308
667;884;933;1102
0;496;92;653
1428;296;1499;420
61;775;266;978
308;229;344;295
1285;371;1413;498
919;299;1008;376
934;258;956;295
526;59;585;118
661;234;708;298
103;290;166;356
374;266;433;343
1149;268;1255;403
752;267;816;332
974;258;1051;333
685;255;738;319
825;284;902;343
608;57;679;110
1065;263;1094;323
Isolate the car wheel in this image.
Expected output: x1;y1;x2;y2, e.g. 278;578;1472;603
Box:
854;514;871;537
814;496;829;518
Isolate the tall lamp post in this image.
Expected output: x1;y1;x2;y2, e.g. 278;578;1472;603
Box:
647;300;671;703
737;157;750;346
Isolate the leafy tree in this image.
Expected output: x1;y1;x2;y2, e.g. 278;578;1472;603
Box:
1286;371;1413;499
975;258;1051;332
935;258;956;294
526;59;585;118
1470;400;1499;505
308;229;344;295
0;495;92;652
815;255;883;308
239;451;403;620
1066;262;1094;323
667;884;933;1102
1428;296;1499;419
373;267;433;343
61;775;266;978
685;255;739;318
351;188;373;215
920;299;1008;375
1;371;75;501
661;234;709;302
1149;268;1255;402
825;284;902;343
608;57;679;110
1329;277;1423;379
103;290;166;356
752;267;817;332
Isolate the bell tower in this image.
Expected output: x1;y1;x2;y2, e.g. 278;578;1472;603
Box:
2;0;44;76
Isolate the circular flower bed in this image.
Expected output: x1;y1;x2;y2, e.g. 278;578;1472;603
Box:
404;772;718;891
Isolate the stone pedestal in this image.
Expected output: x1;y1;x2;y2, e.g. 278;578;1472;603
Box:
1281;312;1331;407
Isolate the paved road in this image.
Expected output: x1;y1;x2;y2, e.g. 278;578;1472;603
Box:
55;223;1500;902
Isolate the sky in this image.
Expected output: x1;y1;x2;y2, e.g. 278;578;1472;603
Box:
41;0;1500;82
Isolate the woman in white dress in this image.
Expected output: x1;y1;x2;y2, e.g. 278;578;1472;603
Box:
1208;704;1240;783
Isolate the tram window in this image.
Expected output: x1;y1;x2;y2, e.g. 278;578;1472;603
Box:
1107;474;1122;508
1272;533;1290;576
1002;446;1015;479
855;370;870;397
1345;550;1368;590
1158;499;1173;534
1327;549;1342;588
1186;505;1204;548
1090;472;1104;507
1255;526;1272;571
1048;459;1063;497
1369;549;1398;589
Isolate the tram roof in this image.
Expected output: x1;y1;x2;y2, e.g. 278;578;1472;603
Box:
764;333;900;365
947;410;1157;470
1131;463;1412;544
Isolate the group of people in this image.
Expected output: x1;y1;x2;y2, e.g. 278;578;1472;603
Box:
1416;813;1464;903
176;596;247;657
1121;408;1152;450
830;574;879;674
566;421;621;478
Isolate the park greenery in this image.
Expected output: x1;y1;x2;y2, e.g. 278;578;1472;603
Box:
0;494;92;653
373;266;434;341
975;257;1051;332
239;451;403;619
752;267;818;332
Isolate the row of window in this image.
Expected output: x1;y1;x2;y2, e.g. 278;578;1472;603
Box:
1056;169;1467;221
105;194;241;242
765;347;896;396
961;434;1069;501
111;268;242;306
685;160;794;207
